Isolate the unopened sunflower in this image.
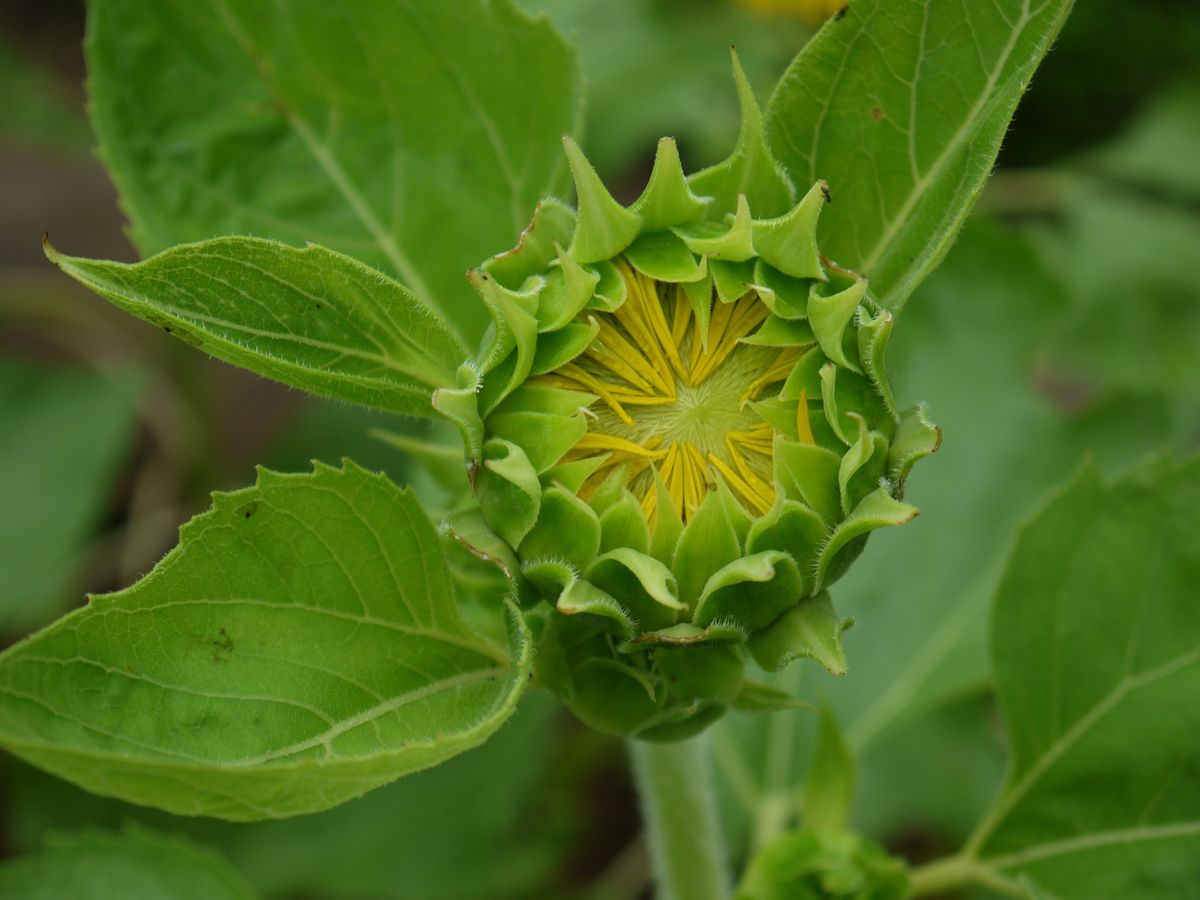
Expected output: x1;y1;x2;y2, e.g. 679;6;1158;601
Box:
436;56;939;740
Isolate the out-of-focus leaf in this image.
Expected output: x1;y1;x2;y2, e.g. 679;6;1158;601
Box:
0;826;256;900
852;692;1005;846
86;0;583;343
997;3;1200;167
1032;182;1200;440
956;457;1200;896
519;0;810;179
803;709;853;832
0;34;90;151
766;0;1073;311
0;357;139;631
0;462;530;820
1085;82;1200;199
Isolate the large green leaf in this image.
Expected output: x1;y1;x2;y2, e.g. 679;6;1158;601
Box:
0;462;530;821
86;0;583;343
0;826;255;900
3;692;572;900
946;458;1200;896
766;0;1073;310
0;358;139;632
47;237;466;418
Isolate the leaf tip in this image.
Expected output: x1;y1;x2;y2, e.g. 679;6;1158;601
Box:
42;233;68;269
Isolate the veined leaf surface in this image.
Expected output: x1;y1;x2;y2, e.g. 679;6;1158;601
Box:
0;462;531;821
48;237;466;418
86;0;584;343
766;0;1074;311
962;458;1200;896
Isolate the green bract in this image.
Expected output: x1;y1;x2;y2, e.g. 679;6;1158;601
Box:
437;55;940;740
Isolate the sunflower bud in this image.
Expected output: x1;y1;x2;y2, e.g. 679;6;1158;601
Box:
436;53;939;740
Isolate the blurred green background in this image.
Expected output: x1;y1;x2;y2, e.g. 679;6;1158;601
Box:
0;1;1197;897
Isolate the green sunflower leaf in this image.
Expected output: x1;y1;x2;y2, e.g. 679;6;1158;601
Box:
0;462;531;821
86;0;583;344
47;237;465;419
951;457;1200;896
766;0;1073;311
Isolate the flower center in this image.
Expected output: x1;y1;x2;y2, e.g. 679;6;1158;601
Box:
540;262;809;523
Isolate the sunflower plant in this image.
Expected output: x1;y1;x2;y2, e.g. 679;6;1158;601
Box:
0;1;1090;898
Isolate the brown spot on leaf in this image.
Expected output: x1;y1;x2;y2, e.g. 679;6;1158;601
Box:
213;627;234;654
834;5;849;19
871;106;884;122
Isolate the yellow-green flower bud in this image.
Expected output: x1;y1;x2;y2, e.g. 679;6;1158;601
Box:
436;53;939;740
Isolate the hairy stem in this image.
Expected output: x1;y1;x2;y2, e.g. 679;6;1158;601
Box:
628;734;729;900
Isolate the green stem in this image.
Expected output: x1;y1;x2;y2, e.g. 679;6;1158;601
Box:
908;855;1023;898
628;734;729;900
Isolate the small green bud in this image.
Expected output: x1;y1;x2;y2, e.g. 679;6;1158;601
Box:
737;830;909;900
445;53;938;739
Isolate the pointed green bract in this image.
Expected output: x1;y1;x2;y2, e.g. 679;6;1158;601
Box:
688;48;794;219
597;493;652;554
0;463;531;820
752;181;828;280
534;245;600;331
810;277;869;373
673;490;743;605
477;439;542;548
519;484;601;570
750;593;853;675
557;579;636;638
564;137;642;264
816;488;919;590
625;231;709;283
633;137;711;230
693;551;803;632
889;403;942;491
677;195;757;262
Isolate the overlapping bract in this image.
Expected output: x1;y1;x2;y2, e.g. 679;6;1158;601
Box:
438;55;939;739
